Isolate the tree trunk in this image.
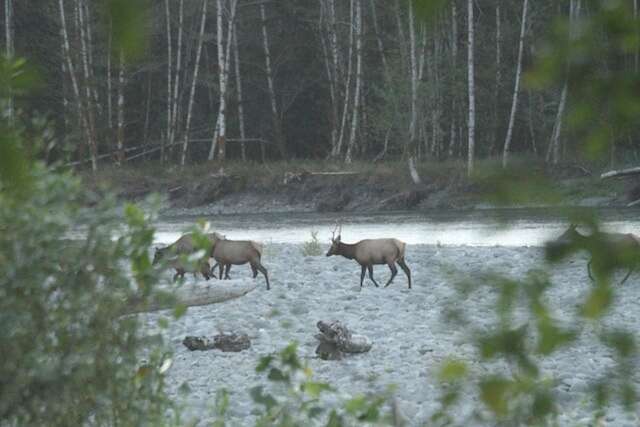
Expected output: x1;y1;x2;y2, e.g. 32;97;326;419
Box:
77;0;98;171
59;0;96;171
370;0;389;79
181;0;207;166
490;3;501;156
467;0;476;175
260;2;286;159
170;0;184;158
502;0;528;168
107;19;113;136
164;0;173;163
335;0;355;158
122;281;257;315
548;82;567;164
232;24;247;162
407;0;421;183
5;0;13;121
345;0;362;164
116;49;125;164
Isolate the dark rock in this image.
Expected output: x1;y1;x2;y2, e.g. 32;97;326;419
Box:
183;333;251;352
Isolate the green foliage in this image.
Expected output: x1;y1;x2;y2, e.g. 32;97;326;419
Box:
302;230;323;257
249;343;395;426
0;162;179;425
0;55;176;425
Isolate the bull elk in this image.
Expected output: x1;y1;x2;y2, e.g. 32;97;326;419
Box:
548;224;640;284
326;224;411;289
211;239;270;290
153;232;225;281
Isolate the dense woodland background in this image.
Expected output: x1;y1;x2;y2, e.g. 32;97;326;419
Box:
3;0;638;173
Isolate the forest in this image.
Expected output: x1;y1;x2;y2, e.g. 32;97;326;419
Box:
5;0;633;177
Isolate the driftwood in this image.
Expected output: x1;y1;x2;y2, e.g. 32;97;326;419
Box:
314;320;372;360
283;170;360;185
601;166;640;180
183;333;251;352
122;281;257;315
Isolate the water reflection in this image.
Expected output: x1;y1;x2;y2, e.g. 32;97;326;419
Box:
153;208;640;247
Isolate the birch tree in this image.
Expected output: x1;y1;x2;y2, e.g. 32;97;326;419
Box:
408;0;421;184
181;0;207;166
5;0;14;120
467;0;475;175
59;0;97;171
116;50;125;164
334;0;355;158
164;0;172;162
232;24;247;161
344;0;362;164
501;0;528;168
208;0;238;161
260;2;286;159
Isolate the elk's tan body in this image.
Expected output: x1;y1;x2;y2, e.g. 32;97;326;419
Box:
549;224;640;284
326;227;411;288
211;239;270;290
153;232;224;281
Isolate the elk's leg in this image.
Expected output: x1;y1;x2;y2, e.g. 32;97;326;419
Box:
173;268;185;282
367;265;380;287
224;264;231;279
210;262;219;279
397;259;411;289
252;262;270;290
360;265;366;288
620;266;634;285
587;260;595;282
251;264;258;278
201;262;211;281
384;262;398;288
218;263;224;280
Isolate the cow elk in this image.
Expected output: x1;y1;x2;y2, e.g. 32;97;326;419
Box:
326;224;411;289
547;224;640;284
211;239;270;290
153;232;225;282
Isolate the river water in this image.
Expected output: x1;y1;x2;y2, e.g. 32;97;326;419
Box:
154;207;640;247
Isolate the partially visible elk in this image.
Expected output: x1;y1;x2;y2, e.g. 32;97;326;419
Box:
547;224;640;284
210;239;270;290
325;224;411;289
153;232;225;282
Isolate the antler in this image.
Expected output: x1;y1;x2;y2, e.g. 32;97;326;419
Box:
331;222;339;241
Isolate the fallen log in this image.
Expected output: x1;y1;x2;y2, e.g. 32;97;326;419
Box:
601;166;640;180
183;333;251;352
122;281;257;315
314;320;372;360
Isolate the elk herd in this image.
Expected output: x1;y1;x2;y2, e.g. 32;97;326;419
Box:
152;222;640;290
152;223;411;290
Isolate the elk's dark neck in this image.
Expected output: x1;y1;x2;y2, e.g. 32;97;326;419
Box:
338;242;357;260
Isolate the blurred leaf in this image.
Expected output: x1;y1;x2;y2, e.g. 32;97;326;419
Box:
303;381;332;398
581;285;613;318
107;0;150;61
267;367;288;382
480;377;512;417
438;359;468;382
601;330;636;358
250;386;277;410
256;355;273;372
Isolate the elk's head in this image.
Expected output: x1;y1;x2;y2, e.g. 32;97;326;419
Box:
152;247;167;265
326;223;342;257
546;224;585;262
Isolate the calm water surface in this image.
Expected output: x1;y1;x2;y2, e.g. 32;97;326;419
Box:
154;208;640;247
